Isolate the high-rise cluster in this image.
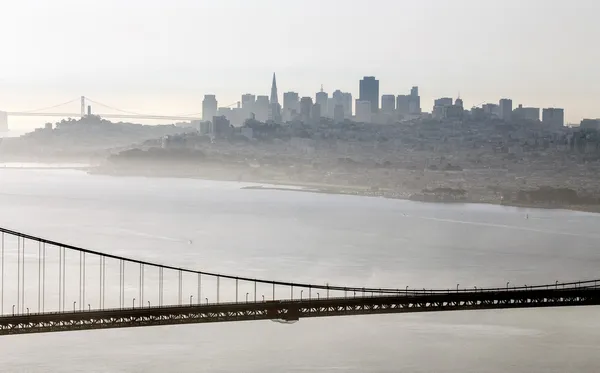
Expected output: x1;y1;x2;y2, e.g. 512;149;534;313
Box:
198;73;565;129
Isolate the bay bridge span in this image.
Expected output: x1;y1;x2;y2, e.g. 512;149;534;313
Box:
1;226;599;336
1;96;206;129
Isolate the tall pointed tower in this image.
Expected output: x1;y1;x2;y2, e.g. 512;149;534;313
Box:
268;72;282;123
270;73;279;105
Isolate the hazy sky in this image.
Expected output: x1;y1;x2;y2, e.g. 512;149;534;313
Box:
0;0;598;128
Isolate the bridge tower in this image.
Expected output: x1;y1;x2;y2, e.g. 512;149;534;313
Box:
80;96;86;118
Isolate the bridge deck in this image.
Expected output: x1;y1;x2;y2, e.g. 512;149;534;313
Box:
2;288;599;336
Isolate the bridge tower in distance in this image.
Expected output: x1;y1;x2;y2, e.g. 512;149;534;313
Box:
80;96;86;118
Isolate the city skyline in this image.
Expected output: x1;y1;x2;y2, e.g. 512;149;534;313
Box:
1;0;599;129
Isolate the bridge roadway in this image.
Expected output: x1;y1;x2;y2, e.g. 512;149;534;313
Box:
2;286;599;336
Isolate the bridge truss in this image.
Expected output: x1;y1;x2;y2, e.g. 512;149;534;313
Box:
1;227;599;336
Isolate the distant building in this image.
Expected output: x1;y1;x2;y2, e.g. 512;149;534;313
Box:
355;100;372;123
333;104;345;124
396;95;411;115
300;97;313;123
212;115;231;137
333;90;352;118
499;98;513;121
455;97;463;108
202;95;218;122
443;105;464;120
409;86;421;114
311;103;321;124
580;119;600;130
241;94;255;120
542;108;564;128
432;97;453;118
254;95;270;122
283;92;299;121
381;95;396;113
359;76;379;113
326;98;336;118
269;73;281;123
315;87;328;117
513;104;540;122
482;103;499;118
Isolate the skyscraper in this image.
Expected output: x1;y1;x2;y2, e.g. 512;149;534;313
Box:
499;98;513;121
300;97;313;123
396;95;410;115
202;95;218;122
359;76;379;113
542;108;564;128
283;92;299;122
381;95;396;113
269;73;281;123
315;86;328;117
241;94;255;121
333;90;353;118
409;86;421;115
355;100;372;123
255;95;270;122
270;73;278;105
241;94;255;110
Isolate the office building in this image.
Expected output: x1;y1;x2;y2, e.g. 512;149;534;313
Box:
482;103;499;118
355;100;372;123
326;98;336;118
381;95;396;113
202;95;218;122
499;98;513;121
411;86;419;97
300;97;313;123
333;104;345;123
432;98;453;119
513;104;540;122
580;119;600;130
212;115;231;137
315;86;328;117
241;94;255;119
269;73;281;123
542;108;564;128
333;90;352;118
396;95;410;115
241;94;255;110
254;95;270;122
283;91;299;122
409;86;421;114
359;76;379;112
311;103;321;124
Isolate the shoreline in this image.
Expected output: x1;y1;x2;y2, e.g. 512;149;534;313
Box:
87;166;600;214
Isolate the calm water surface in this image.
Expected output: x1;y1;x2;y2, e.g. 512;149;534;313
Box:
1;168;600;372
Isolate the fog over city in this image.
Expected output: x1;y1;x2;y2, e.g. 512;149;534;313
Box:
3;1;600;372
1;0;599;129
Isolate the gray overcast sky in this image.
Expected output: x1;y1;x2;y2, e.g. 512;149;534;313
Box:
0;0;598;126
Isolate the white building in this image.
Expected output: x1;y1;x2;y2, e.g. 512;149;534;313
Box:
355;100;372;123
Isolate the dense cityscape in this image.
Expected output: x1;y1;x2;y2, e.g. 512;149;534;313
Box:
193;73;583;132
2;73;600;211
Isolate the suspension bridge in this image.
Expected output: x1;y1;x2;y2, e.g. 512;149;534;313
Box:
0;226;599;336
1;96;205;128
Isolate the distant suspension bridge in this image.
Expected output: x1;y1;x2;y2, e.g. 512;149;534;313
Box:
0;96;220;127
